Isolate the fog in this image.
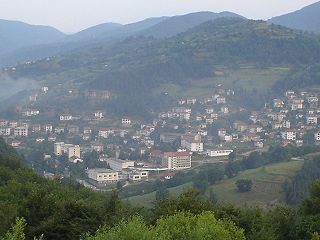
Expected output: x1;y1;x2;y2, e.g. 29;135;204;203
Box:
0;73;38;101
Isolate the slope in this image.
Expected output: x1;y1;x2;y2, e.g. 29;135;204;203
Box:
0;19;65;55
268;1;320;33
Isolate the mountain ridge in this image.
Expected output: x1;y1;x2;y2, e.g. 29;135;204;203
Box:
268;1;320;33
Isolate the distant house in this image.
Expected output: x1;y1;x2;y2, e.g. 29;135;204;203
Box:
91;142;104;152
60;114;72;121
98;128;114;138
121;118;132;126
306;114;318;125
281;131;297;141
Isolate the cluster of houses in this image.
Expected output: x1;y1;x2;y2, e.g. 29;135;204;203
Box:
3;83;320;187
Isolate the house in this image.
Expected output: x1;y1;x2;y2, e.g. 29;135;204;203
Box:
54;126;65;134
307;96;318;108
282;120;291;129
205;108;214;114
87;169;119;183
221;106;229;114
306;115;318;125
41;86;49;93
0;119;8;127
281;131;297;141
83;127;92;135
218;128;227;137
69;156;83;163
93;111;104;119
98;128;114;138
67;125;80;134
186;98;197;105
121;118;132;126
60;114;72;121
285;90;295;99
234;121;248;132
273;99;284;108
0;127;11;136
91;142;104;152
314;132;320;141
163;151;192;170
31;124;41;132
43;124;53;133
29;93;38;102
289;98;304;110
216;96;226;104
160;133;181;143
22;109;40;117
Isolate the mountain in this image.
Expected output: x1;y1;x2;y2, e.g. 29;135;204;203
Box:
0;12;243;67
65;22;123;42
141;11;244;38
11;18;320;97
0;19;65;55
268;1;320;33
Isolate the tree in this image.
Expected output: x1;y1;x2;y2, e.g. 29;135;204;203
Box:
236;179;253;192
155;186;169;201
86;212;246;240
302;180;320;215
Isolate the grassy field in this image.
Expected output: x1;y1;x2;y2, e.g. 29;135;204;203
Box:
209;160;304;208
125;160;303;208
153;66;290;98
125;182;193;207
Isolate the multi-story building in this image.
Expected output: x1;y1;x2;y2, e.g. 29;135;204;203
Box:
54;142;81;159
14;126;28;137
106;158;135;171
87;169;119;183
281;131;297;141
129;170;149;182
163;151;192;170
0;127;11;136
181;136;203;153
207;149;234;157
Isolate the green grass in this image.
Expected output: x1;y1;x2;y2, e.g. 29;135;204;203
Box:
125;182;193;207
124;160;303;208
209;160;304;208
154;66;290;98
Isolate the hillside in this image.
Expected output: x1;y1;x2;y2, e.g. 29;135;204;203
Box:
268;1;320;33
4;18;320;116
0;12;242;67
11;18;320;89
140;11;244;38
0;19;65;55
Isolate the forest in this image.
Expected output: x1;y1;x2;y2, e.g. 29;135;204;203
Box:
1;138;320;239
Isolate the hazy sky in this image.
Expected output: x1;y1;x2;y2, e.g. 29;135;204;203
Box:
0;0;318;33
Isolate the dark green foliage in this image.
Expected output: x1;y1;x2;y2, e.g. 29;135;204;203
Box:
236;179;253;192
284;156;320;206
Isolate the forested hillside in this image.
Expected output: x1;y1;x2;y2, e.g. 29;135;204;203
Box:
1;138;320;239
6;18;320;116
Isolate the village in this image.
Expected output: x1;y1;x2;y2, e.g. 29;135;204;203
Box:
0;84;320;190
